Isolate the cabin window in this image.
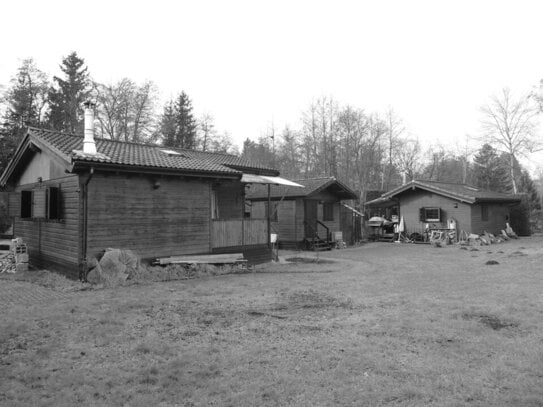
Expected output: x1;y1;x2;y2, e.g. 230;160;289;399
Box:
211;190;219;219
419;207;441;222
266;202;278;222
47;187;61;220
323;203;334;221
481;204;489;221
21;191;32;218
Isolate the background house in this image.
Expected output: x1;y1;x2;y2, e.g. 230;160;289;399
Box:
365;180;521;238
246;177;360;249
0;108;293;278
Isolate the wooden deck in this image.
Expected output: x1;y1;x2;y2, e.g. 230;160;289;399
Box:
211;218;268;248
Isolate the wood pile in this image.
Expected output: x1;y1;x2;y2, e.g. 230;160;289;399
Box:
154;253;246;266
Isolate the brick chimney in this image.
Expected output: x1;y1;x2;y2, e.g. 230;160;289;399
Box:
83;100;97;155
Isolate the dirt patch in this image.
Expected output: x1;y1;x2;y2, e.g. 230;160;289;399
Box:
485;260;500;265
285;257;335;264
0;269;89;292
461;312;519;330
276;289;353;310
246;310;288;319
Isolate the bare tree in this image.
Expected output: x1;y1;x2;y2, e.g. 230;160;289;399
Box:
480;88;540;193
94;78;158;143
384;107;405;189
197;112;216;152
395;137;423;182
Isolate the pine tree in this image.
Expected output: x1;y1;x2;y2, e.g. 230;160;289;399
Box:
174;91;197;149
47;52;90;133
518;169;541;213
0;58;49;176
160;101;177;148
472;144;509;192
4;58;49;127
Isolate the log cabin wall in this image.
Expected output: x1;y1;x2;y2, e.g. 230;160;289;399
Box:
11;175;81;278
398;190;472;234
470;202;510;235
85;172;212;260
250;199;298;248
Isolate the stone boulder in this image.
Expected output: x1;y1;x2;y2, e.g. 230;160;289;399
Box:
86;248;142;286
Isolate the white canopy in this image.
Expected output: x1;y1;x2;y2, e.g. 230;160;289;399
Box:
240;174;304;188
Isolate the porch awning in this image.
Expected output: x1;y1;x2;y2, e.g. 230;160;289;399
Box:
241;174;304;188
341;203;364;217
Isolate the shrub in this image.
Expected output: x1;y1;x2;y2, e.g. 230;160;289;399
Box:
510;198;531;236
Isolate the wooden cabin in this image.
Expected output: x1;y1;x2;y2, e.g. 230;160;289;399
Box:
246;177;359;249
365;180;521;239
0;122;293;278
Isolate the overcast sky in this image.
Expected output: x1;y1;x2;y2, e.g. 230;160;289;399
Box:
1;0;542;168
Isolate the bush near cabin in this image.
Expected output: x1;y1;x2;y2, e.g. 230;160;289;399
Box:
0;197;12;235
509;197;531;236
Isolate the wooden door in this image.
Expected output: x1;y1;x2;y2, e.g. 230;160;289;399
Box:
304;200;318;239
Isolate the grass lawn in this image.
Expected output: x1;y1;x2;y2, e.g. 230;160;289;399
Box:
1;236;543;406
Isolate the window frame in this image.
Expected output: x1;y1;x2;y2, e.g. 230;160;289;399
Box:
323;202;334;222
481;204;489;222
47;186;61;220
20;190;33;219
421;207;441;222
211;190;219;220
266;201;278;222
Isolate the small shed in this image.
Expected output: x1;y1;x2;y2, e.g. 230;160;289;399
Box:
246;177;359;249
365;180;521;238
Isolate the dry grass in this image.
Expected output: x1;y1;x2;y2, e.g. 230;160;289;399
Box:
1;236;543;406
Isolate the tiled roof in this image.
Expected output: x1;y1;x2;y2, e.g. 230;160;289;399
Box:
27;127;277;176
365;180;521;205
247;176;357;200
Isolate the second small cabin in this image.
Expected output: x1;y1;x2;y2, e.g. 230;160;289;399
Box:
246;177;360;249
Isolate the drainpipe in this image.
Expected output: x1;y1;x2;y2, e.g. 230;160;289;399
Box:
80;167;94;280
267;184;271;248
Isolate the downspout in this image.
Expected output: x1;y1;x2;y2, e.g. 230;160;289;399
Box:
267;184;271;248
80;167;94;280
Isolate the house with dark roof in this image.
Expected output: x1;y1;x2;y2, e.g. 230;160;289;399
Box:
365;180;521;238
246;177;359;249
0;104;299;278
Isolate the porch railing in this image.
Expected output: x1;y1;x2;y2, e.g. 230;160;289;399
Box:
211;218;268;248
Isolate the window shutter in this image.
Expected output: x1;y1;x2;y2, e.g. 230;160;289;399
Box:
32;188;46;218
419;207;425;222
47;187;61;219
8;192;21;218
438;208;443;222
21;191;32;218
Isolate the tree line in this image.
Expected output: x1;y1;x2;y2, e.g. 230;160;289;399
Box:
0;52;237;178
